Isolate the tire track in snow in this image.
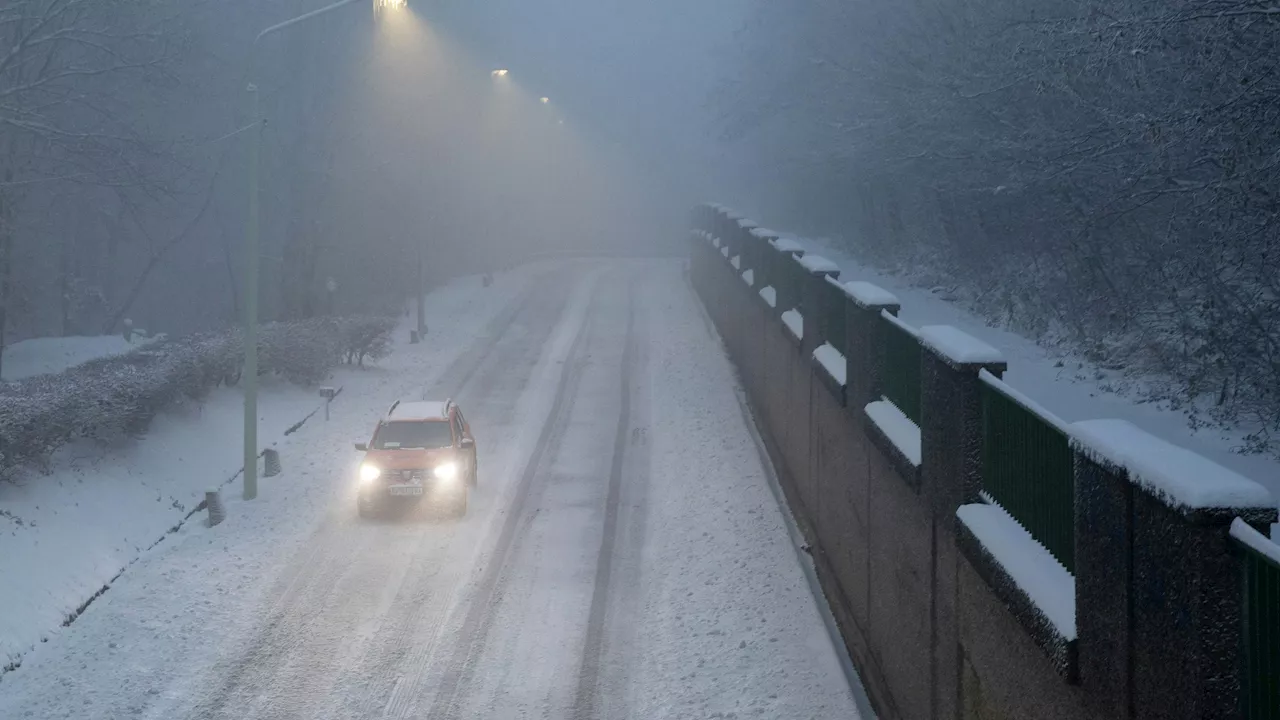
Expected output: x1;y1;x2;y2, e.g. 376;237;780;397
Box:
571;279;640;720
413;281;601;720
329;272;583;720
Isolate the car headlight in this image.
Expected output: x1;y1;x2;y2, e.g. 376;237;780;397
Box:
433;462;458;481
359;463;381;484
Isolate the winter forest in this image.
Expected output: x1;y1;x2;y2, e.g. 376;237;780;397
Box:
719;0;1280;456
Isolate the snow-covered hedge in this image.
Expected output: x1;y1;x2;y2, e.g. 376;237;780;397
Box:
0;315;396;480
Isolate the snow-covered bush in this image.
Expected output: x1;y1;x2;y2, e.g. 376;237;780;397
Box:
0;315;396;480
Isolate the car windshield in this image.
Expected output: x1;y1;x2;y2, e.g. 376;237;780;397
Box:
372;420;453;450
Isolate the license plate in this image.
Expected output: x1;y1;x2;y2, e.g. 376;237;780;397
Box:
388;486;423;496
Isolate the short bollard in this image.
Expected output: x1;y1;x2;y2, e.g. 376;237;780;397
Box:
319;386;337;421
410;330;420;344
206;489;225;527
263;448;282;477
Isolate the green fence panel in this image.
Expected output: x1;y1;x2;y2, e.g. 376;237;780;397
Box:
821;278;847;352
980;379;1076;573
1239;533;1280;720
879;314;921;423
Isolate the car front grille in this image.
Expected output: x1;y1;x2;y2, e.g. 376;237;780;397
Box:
385;469;425;483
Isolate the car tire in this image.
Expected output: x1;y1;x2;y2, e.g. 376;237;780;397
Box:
452;488;468;518
357;494;376;519
469;455;478;487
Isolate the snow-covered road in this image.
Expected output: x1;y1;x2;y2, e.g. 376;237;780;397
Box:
0;260;859;720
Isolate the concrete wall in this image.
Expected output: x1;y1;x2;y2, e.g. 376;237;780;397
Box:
686;204;1277;720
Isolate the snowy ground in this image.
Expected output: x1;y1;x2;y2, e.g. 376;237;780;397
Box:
0;259;859;720
0;266;542;674
805;239;1280;519
1;333;160;382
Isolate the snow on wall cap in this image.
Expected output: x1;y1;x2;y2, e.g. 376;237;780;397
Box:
841;281;900;308
749;227;780;239
918;325;1004;366
1070;419;1274;511
795;253;841;275
736;218;757;229
770;237;806;254
1230;518;1280;567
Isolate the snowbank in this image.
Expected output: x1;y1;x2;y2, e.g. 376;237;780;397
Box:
1070;419;1273;511
957;503;1077;640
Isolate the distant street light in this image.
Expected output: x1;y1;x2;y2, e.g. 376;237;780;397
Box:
491;69;508;77
539;97;549;104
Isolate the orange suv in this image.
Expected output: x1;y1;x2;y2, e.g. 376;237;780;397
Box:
353;398;477;518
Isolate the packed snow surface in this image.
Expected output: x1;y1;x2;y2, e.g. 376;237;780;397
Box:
919;325;1004;365
957;503;1077;640
864;400;921;466
731;255;741;269
741;269;755;286
760;286;777;308
1071;419;1273;510
781;309;803;339
813;343;846;386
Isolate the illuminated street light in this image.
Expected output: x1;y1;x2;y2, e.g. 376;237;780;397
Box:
491;69;508;77
539;97;550;104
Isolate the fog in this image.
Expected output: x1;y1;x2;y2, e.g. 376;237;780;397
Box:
4;0;1277;451
0;0;749;346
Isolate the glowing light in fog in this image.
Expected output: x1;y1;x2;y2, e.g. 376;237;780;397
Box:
539;97;549;104
492;69;508;77
360;463;381;483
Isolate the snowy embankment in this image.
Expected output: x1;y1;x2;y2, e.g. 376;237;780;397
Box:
0;269;533;673
802;238;1280;522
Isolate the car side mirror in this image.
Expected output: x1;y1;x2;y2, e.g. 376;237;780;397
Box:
354;442;368;452
459;437;474;449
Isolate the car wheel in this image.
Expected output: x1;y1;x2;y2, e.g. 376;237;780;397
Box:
469;455;478;487
357;494;376;519
453;488;468;518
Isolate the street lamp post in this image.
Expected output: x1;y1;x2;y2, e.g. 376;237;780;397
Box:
242;0;371;500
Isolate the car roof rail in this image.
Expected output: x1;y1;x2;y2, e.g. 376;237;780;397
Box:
387;399;401;416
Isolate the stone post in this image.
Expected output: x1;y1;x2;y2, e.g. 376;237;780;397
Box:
918;325;1007;720
1071;420;1277;720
